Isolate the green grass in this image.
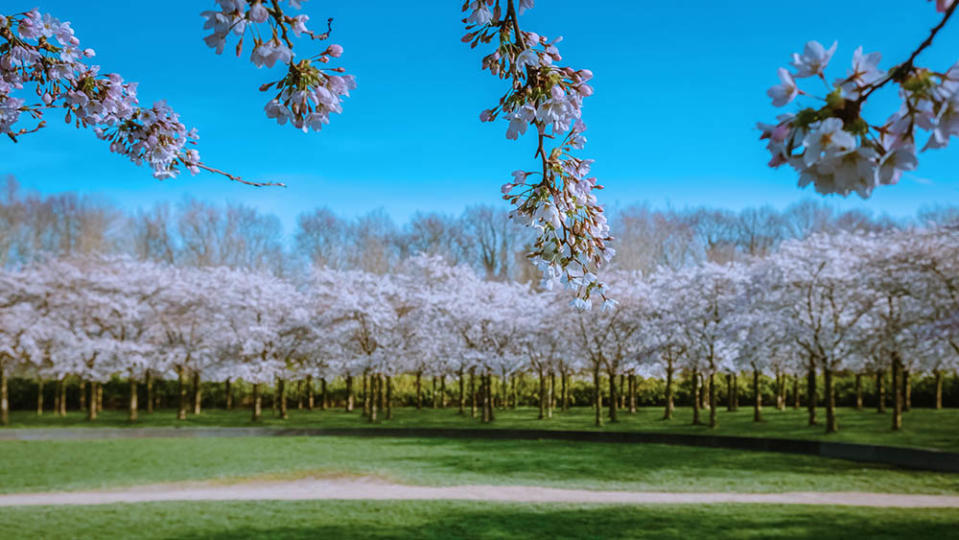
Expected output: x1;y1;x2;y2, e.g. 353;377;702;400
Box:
2;435;958;495
2;501;959;539
7;405;959;451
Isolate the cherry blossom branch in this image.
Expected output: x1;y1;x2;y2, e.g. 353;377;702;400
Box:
195;163;286;187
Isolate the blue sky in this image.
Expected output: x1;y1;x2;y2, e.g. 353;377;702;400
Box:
3;0;959;232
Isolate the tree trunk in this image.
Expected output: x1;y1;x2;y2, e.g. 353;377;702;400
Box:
278;378;288;420
369;374;378;423
562;370;569;411
628;373;637;414
708;372;717;428
824;365;837;434
699;373;708;410
321;378;329;410
806;364;817;426
251;383;262;421
892;355;903;431
458;369;465;415
296;380;303;410
876;369;886;413
0;363;8;426
733;373;739;411
903;370;912;412
608;369;619;423
752;369;762;422
725;373;734;412
79;380;87;412
855;374;863;411
177;367;187;420
481;373;490;423
128;376;138;422
145;370;154;414
192;372;202;415
470;369;477;419
53;378;61;417
538;369;546;420
376;373;385;414
305;375;313;411
386;375;393;420
593;364;603;427
58;377;66;416
510;375;517;409
96;383;103;412
88;381;98;421
225;378;233;411
416;371;423;410
441;375;448;408
36;378;44;416
776;371;786;411
549;372;556;415
432;376;438;409
792;375;799;409
691;368;700;425
664;362;674;420
362;373;370;417
486;373;495;421
935;371;943;410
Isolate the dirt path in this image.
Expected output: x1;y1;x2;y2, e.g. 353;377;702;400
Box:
2;477;958;508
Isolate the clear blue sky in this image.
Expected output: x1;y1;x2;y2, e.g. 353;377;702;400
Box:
3;0;959;233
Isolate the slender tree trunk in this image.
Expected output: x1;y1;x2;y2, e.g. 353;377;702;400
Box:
776;371;786;411
733;373;739;411
278;378;288;420
608;369;619;423
145;370;154;414
381;375;390;419
806;364;817;426
470;369;477;419
36;378;44;416
855;374;863;411
876;369;886;413
824;365;837;434
441;375;448;408
664;362;674;420
935;371;943;410
481;373;490;423
362;373;370;417
432;376;438;409
79;380;87;412
251;383;262;421
177;367;187;420
0;363;8;426
708;371;717;428
192;372;202;415
54;378;61;417
87;381;98;421
752;368;762;422
96;383;103;412
691;368;700;425
458;369;465;415
128;376;138;422
892;355;903;431
58;377;66;416
296;380;303;410
562;370;569;411
301;375;311;411
903;370;912;412
726;373;734;412
321;377;329;410
369;374;378;423
593;364;603;427
416;371;422;410
792;375;799;409
226;378;233;411
538;369;546;420
549;372;556;416
486;373;495;421
510;374;517;409
376;374;385;414
628;373;637;414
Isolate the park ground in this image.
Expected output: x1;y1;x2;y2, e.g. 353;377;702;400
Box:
2;406;959;538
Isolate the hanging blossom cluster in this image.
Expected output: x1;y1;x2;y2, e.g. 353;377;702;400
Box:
759;1;959;198
201;0;356;133
0;9;215;181
462;0;614;310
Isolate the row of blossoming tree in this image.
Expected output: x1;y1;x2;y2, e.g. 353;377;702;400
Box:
1;225;956;433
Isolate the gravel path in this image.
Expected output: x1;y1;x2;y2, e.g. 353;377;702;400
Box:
2;478;958;508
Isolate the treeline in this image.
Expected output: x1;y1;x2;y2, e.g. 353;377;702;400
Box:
3;176;956;279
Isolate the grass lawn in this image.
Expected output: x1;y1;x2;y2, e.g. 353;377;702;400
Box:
6;405;959;451
2;435;958;495
2;500;959;539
